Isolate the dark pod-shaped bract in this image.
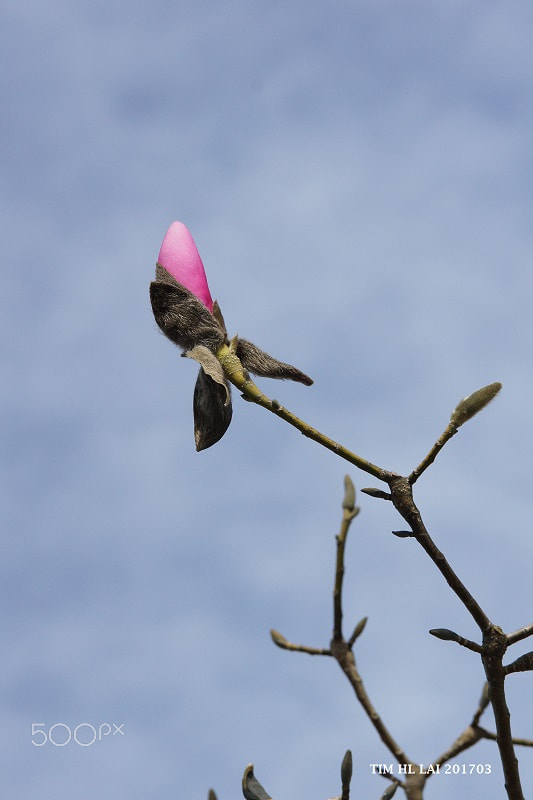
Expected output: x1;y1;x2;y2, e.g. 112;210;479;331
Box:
150;222;312;450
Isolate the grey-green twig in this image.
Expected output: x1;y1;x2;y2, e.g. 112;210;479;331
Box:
217;342;390;482
270;629;330;656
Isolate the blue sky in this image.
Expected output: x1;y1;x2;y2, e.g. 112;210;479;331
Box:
2;1;532;798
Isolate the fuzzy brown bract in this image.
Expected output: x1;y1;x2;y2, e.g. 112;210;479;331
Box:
150;281;225;353
150;263;313;449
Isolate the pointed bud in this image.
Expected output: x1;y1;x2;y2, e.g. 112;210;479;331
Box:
270;629;289;648
341;750;353;787
342;475;356;512
450;382;502;427
349;616;368;643
361;487;391;501
157;221;214;312
429;628;460;642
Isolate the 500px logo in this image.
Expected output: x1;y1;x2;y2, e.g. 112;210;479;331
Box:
31;722;125;747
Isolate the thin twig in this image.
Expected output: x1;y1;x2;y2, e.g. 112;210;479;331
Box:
505;652;533;675
409;383;502;485
429;684;490;770
409;421;459;485
217;343;392;482
333;477;359;639
220;352;526;798
471;683;490;727
476;727;533;748
507;624;533;645
334;486;415;768
389;476;491;632
429;628;482;653
347;616;368;648
270;630;330;656
329;636;413;769
271;480;413;769
388;476;525;798
431;725;485;770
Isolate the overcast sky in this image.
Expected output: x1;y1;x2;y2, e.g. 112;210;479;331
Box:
2;1;532;799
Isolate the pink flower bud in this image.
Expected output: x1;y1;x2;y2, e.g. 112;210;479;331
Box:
157;221;214;312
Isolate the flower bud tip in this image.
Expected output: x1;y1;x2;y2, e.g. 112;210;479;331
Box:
157;221;214;312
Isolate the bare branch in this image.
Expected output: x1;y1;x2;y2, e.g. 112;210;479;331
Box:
347;616;368;648
388;476;525;798
432;725;485;767
328;483;413;767
431;683;490;767
409;383;502;485
389;477;491;632
270;629;330;656
217;343;392;482
471;683;490;727
408;420;460;485
272;480;413;768
476;727;533;748
481;625;525;799
429;628;482;654
505;652;533;675
507;624;533;645
333;476;360;640
330;636;413;767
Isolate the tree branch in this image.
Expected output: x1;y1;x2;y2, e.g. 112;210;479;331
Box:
505;652;533;675
270;629;330;656
481;625;525;799
219;358;526;798
388;476;491;632
409;383;502;485
507;624;533;645
217;342;392;482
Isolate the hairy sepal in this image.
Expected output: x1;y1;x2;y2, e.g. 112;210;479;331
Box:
150;265;224;352
236;338;313;386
